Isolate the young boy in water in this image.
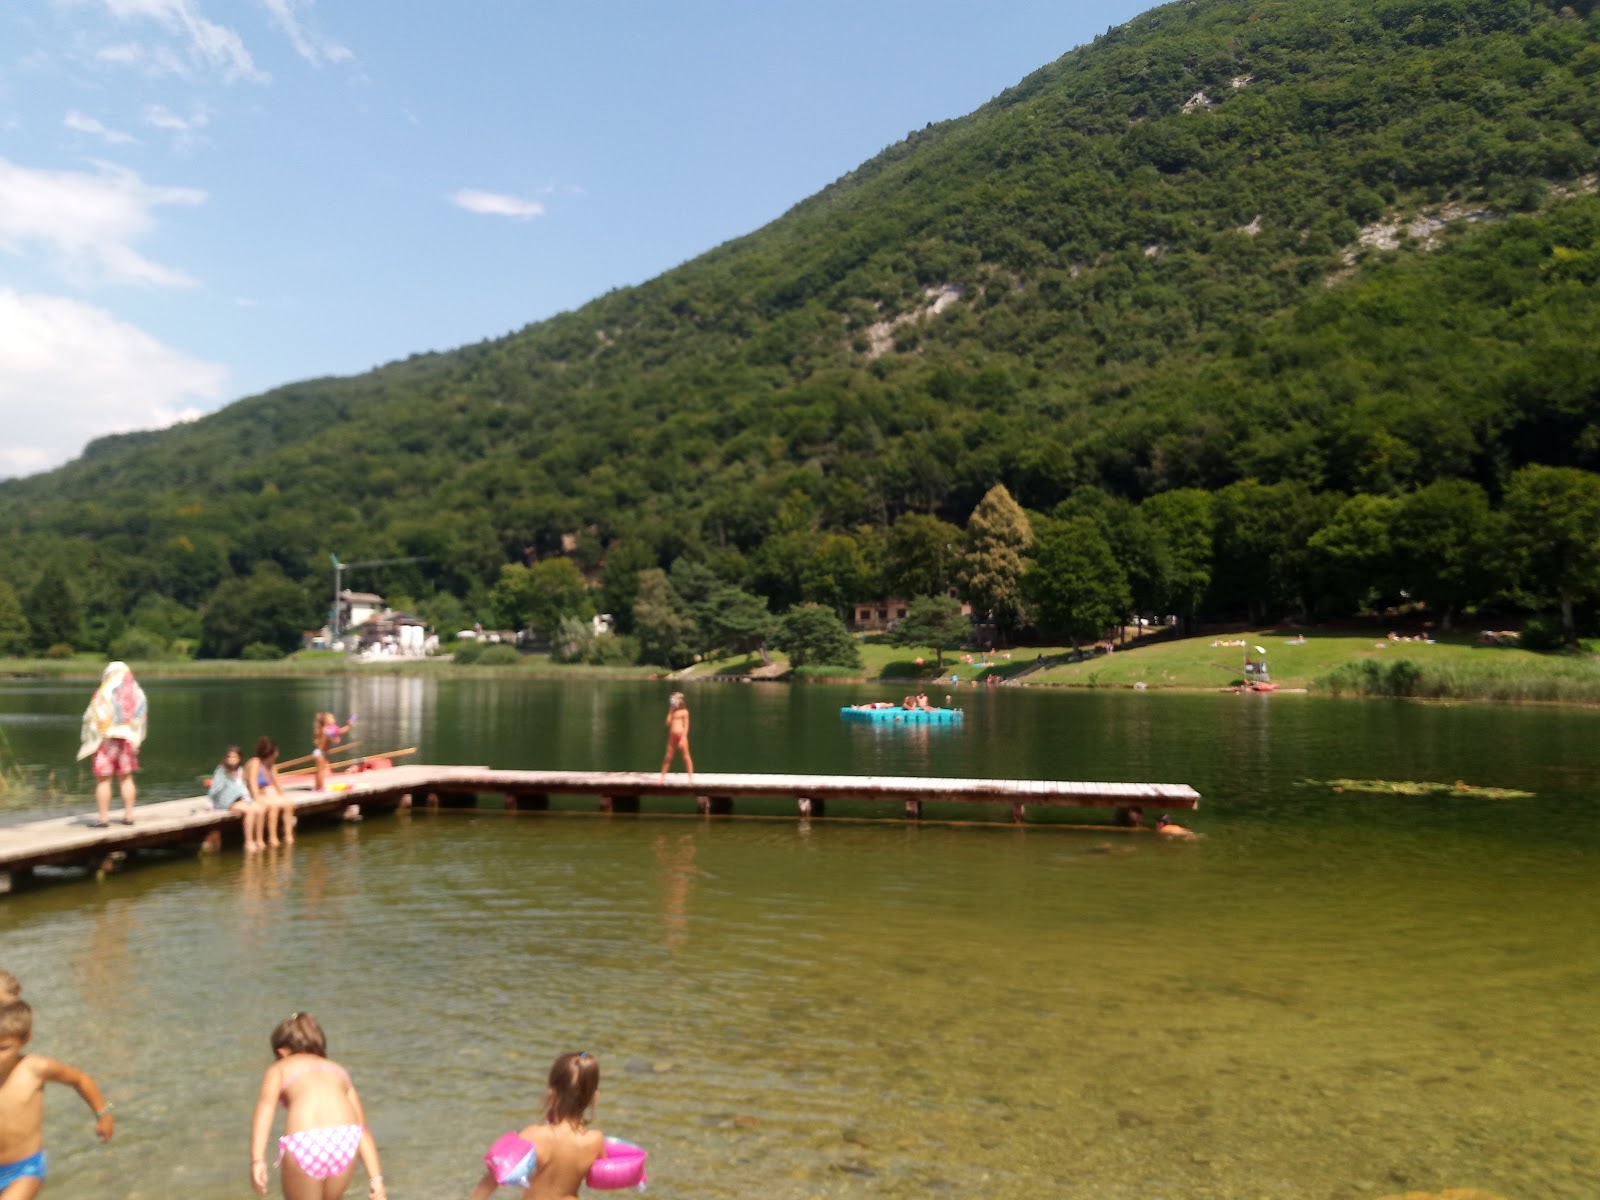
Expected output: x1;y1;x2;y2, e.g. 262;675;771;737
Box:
0;1001;114;1196
1156;814;1197;838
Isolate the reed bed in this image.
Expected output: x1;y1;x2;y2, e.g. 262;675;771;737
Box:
1317;655;1600;705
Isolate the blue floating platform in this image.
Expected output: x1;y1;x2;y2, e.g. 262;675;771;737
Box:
840;706;964;724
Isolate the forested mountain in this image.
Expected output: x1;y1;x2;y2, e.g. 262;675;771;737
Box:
4;0;1600;658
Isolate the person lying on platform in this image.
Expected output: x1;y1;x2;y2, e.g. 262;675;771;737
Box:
1156;814;1197;838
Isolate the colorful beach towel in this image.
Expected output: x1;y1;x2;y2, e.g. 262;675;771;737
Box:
77;661;148;761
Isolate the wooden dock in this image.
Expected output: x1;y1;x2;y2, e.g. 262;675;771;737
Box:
0;764;1200;890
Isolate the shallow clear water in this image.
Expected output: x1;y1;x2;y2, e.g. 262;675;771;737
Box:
2;678;1597;1199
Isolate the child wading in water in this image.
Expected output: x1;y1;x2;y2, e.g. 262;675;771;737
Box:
466;1053;604;1200
250;1012;384;1200
658;693;693;782
0;1000;114;1197
311;713;355;793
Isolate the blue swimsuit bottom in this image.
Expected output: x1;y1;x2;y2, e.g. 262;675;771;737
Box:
0;1149;47;1187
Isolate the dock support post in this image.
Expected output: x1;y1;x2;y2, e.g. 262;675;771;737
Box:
905;798;922;821
798;798;825;818
1010;801;1026;824
502;793;518;811
429;791;477;810
696;796;709;815
603;796;640;815
399;793;413;809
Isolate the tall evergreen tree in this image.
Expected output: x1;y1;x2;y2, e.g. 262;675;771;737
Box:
25;563;82;651
956;485;1033;639
632;568;695;668
0;579;30;656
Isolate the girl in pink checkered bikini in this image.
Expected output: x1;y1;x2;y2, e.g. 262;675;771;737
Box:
249;1013;385;1200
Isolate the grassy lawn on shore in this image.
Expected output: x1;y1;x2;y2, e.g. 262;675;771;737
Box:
1030;629;1600;702
679;636;1068;684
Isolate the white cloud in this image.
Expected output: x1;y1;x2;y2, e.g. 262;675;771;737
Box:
81;0;268;83
143;103;206;132
0;155;204;287
95;42;145;65
451;189;545;220
142;101;210;150
0;287;227;478
64;110;137;144
257;0;352;66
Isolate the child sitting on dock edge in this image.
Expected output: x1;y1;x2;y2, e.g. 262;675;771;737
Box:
210;745;265;852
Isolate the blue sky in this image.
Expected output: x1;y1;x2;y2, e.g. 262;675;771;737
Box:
1;0;1151;478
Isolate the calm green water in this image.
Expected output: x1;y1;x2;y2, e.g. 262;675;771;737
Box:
2;678;1598;1199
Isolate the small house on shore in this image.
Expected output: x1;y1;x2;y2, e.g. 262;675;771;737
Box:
849;594;972;632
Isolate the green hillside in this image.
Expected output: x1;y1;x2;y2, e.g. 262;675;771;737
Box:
3;0;1600;660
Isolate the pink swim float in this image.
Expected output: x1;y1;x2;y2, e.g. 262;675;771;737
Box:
586;1138;648;1190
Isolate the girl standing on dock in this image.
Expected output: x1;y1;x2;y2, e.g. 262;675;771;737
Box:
250;1012;385;1200
310;712;355;792
247;737;295;848
659;693;693;783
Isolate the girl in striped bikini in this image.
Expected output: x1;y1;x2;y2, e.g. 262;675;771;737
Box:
249;1013;385;1200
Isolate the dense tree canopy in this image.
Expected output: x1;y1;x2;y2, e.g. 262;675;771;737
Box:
3;0;1600;657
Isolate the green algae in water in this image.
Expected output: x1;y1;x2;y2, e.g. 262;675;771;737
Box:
1308;778;1535;800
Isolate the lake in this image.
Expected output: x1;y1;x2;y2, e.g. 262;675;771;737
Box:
2;676;1596;1199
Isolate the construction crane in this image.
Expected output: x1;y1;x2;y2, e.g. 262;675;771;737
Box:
329;553;426;641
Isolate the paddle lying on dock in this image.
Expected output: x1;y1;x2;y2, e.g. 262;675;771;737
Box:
281;746;417;778
275;740;363;772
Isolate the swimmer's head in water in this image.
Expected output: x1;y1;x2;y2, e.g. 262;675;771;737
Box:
546;1051;600;1125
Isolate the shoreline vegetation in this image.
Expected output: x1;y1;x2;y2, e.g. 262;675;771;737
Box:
6;631;1600;707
